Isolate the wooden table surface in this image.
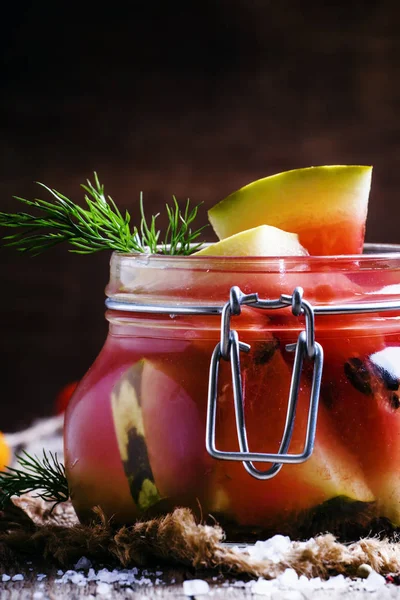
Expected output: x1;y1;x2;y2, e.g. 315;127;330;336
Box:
1;568;400;599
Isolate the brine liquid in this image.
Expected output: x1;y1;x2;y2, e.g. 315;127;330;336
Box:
64;314;400;538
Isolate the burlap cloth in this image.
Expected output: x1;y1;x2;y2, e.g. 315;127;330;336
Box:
3;417;400;580
1;494;400;580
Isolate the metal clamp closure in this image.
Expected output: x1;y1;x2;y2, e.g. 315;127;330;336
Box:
105;284;400;481
205;286;324;480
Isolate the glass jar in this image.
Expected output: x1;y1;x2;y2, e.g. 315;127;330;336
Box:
64;244;400;539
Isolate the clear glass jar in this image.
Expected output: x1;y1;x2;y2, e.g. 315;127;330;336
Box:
64;245;400;538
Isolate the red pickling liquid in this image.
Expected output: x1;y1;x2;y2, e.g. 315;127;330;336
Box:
64;250;400;538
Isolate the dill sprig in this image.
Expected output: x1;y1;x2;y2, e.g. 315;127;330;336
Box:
0;451;69;510
161;196;207;255
0;173;207;256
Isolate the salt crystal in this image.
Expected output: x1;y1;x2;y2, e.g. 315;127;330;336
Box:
231;580;246;587
87;568;97;581
253;577;273;595
308;576;323;589
272;591;303;600
183;579;210;596
71;572;85;585
12;574;24;581
155;570;163;576
74;556;92;570
364;569;386;590
246;535;292;563
326;574;347;589
98;569;114;583
57;569;63;576
2;575;10;582
277;568;299;586
37;574;47;581
297;575;310;588
98;568;126;584
96;582;112;596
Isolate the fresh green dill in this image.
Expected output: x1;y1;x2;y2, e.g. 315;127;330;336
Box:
0;173;207;255
0;451;69;510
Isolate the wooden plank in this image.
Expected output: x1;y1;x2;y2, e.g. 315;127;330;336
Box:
1;570;400;599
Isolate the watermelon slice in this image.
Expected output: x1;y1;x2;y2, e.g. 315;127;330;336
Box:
110;360;161;511
208;166;372;255
194;225;308;257
210;340;374;528
114;346;374;531
320;333;400;525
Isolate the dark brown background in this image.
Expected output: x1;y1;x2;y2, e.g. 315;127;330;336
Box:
1;1;399;430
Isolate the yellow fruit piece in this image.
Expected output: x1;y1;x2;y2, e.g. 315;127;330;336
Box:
208;165;372;255
194;225;308;257
0;433;11;471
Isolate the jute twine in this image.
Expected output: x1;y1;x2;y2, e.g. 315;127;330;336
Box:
1;495;400;578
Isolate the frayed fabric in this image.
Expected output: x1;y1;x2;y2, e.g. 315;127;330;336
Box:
0;496;400;578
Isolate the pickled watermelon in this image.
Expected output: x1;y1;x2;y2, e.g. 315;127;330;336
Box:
320;333;400;525
208;165;372;255
209;339;374;528
194;224;308;257
111;346;374;531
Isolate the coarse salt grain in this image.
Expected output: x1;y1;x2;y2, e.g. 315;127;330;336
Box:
253;577;273;595
277;569;299;587
325;574;348;589
74;556;92;570
53;566;166;589
96;582;112;596
252;535;292;563
272;591;303;600
2;575;10;582
11;574;24;581
364;569;386;590
183;579;210;596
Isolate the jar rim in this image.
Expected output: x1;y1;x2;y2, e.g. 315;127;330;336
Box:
110;243;400;267
106;242;400;310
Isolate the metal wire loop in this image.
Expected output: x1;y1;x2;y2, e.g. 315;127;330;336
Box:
205;285;324;480
291;286;304;316
229;286;243;315
206;331;324;477
220;287;259;360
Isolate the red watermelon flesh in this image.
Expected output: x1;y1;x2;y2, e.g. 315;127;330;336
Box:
210;339;373;528
319;329;400;525
136;339;373;530
208;166;372;256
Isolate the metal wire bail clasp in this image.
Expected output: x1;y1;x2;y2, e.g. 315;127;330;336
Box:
205;286;324;480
